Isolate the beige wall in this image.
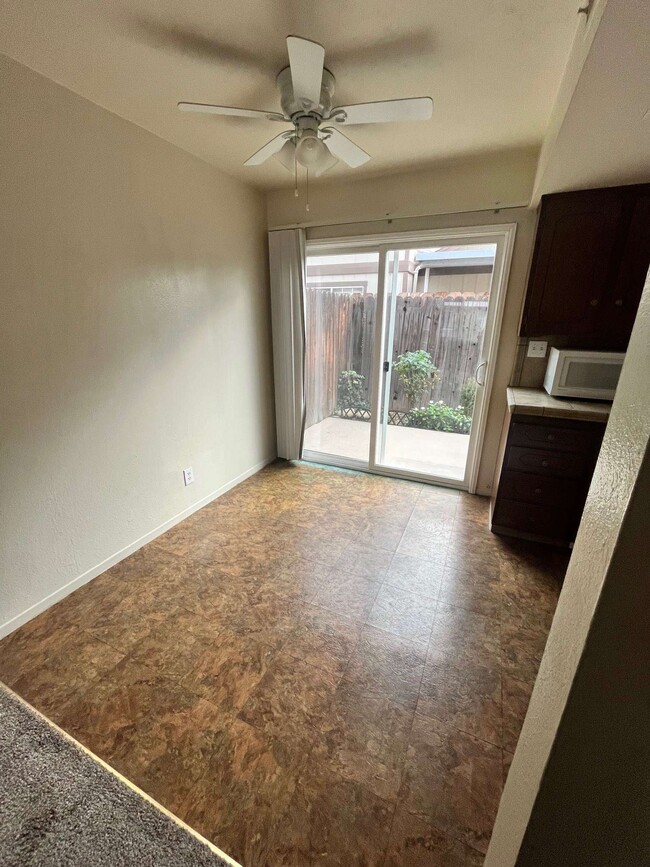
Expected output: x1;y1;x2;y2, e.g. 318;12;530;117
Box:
305;208;537;495
0;55;275;635
266;147;539;229
486;274;650;866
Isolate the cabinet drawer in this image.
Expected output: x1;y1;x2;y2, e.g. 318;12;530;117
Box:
510;421;595;453
498;470;584;507
506;445;587;478
492;498;575;541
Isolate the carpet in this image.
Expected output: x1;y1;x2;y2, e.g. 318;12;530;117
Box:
0;684;238;867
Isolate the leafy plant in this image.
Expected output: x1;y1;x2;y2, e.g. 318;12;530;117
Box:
336;369;367;410
406;401;472;434
393;350;439;408
460;378;477;419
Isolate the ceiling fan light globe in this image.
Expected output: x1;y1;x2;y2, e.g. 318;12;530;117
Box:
295;134;329;169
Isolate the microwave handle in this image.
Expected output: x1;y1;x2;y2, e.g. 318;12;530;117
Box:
475;360;487;387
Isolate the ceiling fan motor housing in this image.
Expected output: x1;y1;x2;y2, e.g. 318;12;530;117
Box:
276;66;336;122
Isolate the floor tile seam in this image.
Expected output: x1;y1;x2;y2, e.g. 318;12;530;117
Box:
435;592;504;624
379;574;442;602
377;794;401;867
309;590;381;626
0;621;89;682
365;581;435;635
77;626;131;663
279;633;362;684
235;689;341;755
372;578;444;607
321;627;364;686
408;708;505;755
434;599;503;634
412;701;505;753
391;501;418;555
412;597;441;720
257;627;356;690
331;561;390;583
74;640;232;723
333;673;422;722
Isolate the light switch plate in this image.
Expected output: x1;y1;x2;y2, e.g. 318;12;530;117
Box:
527;340;548;358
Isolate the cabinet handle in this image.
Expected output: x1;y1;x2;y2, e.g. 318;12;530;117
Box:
541;460;549;467
546;434;555;441
590;299;599;307
615;299;623;307
534;488;543;495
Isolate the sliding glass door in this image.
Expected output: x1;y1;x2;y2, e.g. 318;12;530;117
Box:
302;250;380;467
302;227;514;490
374;243;497;483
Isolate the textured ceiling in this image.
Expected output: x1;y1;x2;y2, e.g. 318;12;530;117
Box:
0;0;578;189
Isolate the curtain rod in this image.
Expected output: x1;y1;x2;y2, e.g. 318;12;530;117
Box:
268;201;532;232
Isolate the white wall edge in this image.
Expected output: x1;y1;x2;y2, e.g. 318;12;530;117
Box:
0;454;276;640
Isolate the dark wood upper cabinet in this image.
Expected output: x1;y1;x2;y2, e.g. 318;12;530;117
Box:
607;190;650;346
521;183;650;349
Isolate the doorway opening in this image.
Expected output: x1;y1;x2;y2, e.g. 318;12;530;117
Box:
302;227;515;491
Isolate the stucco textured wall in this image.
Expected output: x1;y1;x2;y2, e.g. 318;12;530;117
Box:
486;273;650;865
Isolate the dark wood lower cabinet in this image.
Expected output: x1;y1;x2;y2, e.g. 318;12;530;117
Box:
491;415;606;547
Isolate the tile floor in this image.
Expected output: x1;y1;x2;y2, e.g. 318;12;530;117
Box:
0;462;568;866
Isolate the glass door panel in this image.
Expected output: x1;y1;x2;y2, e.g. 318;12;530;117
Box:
375;243;497;483
302;250;380;468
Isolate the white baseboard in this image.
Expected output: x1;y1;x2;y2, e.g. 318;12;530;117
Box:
0;454;276;640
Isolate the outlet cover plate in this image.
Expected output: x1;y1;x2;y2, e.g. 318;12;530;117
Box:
183;467;194;486
527;340;548;358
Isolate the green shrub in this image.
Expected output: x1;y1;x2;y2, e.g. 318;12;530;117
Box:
406;401;472;434
460;378;477;419
393;350;439;408
336;369;367;410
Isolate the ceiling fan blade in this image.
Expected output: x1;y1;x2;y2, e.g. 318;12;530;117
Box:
286;36;325;108
178;102;286;121
321;128;370;168
333;97;433;125
314;147;339;177
244;133;291;166
274;140;296;173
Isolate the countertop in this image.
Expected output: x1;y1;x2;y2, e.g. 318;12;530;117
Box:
507;387;611;422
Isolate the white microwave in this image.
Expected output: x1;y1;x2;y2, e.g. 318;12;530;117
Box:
543;348;625;401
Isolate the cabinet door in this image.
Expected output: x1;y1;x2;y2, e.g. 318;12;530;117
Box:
522;189;625;336
605;191;650;347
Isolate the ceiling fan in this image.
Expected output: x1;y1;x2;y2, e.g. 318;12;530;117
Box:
178;36;433;176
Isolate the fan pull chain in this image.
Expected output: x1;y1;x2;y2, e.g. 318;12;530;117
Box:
294;149;299;198
306;169;310;212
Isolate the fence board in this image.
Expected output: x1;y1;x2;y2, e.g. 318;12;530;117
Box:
305;289;488;428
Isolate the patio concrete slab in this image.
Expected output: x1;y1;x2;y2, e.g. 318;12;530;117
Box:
303;418;468;481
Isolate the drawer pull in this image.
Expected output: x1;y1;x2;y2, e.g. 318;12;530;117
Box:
534;487;543;495
546;434;555;441
541;459;549;467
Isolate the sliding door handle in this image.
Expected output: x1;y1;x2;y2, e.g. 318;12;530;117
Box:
475;361;487;387
383;361;390;373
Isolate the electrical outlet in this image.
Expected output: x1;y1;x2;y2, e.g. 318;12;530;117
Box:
183;467;194;486
527;340;548;358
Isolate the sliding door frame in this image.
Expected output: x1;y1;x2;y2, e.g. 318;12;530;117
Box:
304;224;516;492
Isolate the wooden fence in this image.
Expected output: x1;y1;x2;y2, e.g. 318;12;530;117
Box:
305;289;488;428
